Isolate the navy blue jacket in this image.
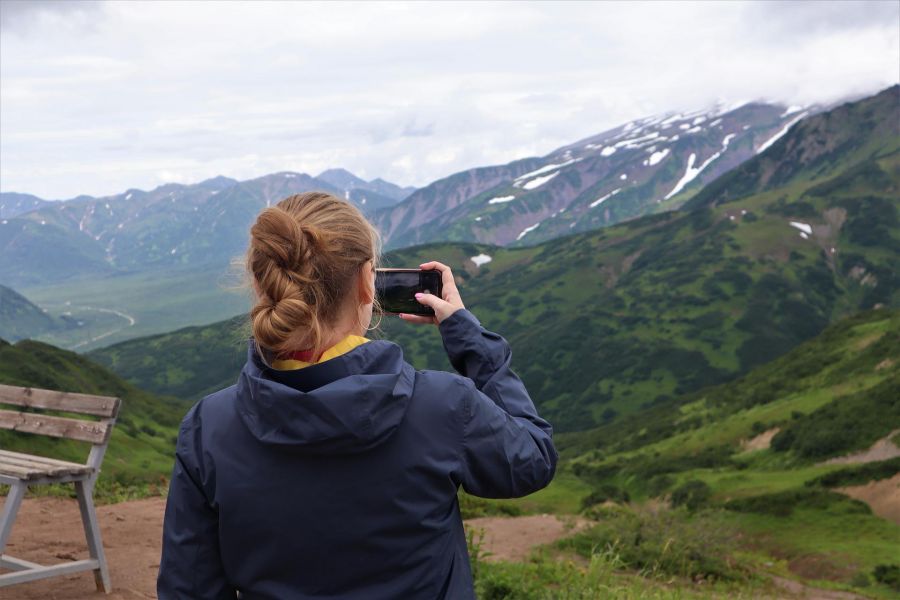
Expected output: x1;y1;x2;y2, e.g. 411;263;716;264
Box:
157;309;557;599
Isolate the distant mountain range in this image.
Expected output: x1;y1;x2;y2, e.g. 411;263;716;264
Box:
2;98;825;288
89;85;900;431
0;169;414;287
372;99;828;249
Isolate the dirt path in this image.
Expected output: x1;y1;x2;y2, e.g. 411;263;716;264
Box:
0;498;588;599
837;473;900;525
464;514;589;562
823;430;900;465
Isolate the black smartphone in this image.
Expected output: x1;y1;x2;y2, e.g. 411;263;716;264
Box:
375;268;443;316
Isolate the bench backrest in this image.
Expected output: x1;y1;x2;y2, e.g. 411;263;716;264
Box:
0;384;121;470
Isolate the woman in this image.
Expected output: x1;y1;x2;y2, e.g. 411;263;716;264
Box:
158;191;557;599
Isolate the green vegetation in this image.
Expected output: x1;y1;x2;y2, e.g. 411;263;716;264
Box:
0;284;65;342
0;337;188;498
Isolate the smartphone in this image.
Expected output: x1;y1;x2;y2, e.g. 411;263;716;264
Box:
375;268;443;316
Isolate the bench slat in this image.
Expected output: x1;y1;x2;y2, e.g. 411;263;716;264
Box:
0;459;91;480
0;409;111;444
0;384;120;418
0;449;89;470
0;454;88;476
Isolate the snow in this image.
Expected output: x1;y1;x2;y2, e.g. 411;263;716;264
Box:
664;154;700;200
623;121;636;132
685;126;702;134
559;207;566;213
590;188;621;208
709;118;723;127
789;221;812;235
117;223;123;229
669;135;679;141
521;172;559;190
284;173;296;178
170;248;177;254
0;220;6;225
125;193;133;201
780;105;804;117
361;198;367;205
600;146;617;157
345;190;350;200
756;112;808;154
692;116;707;125
721;133;736;150
475;216;482;221
679;123;690;130
614;131;659;149
729;215;735;221
743;125;750;130
648;148;670;166
619;173;627;180
470;253;492;267
800;232;809;239
488;195;516;204
516;222;541;241
660;113;683;126
104;203;110;209
741;209;747;215
515;158;579;183
40;220;46;225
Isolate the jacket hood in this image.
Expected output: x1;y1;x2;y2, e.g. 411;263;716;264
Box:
235;339;415;455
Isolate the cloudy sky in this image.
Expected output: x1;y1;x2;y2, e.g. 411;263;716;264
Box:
1;0;898;199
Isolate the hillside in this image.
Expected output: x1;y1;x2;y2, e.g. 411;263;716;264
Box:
0;284;63;342
541;308;900;597
89;85;900;430
0;338;187;490
374;99;825;249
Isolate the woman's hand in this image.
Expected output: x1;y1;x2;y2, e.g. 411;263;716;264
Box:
399;261;465;325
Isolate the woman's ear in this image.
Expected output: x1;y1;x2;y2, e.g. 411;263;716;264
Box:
358;261;375;304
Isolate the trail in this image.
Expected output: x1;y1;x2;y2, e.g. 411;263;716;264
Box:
62;305;137;350
0;498;589;599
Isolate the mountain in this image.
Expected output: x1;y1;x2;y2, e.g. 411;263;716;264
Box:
0;284;65;341
316;167;415;208
0;192;49;219
89;85;899;432
0;169;408;287
373;99;828;249
0;337;186;487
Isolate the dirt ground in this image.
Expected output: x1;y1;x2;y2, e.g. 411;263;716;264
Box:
823;430;900;465
837;473;900;525
0;498;585;599
742;427;781;452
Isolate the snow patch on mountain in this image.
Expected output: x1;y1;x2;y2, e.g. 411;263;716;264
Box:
590;188;621;208
600;146;617;157
514;158;580;183
520;172;559;190
756;112;808;154
470;253;492;267
516;222;541;241
789;221;812;235
647;148;670;166
488;195;516;205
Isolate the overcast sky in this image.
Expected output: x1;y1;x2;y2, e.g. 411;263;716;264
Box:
1;0;897;199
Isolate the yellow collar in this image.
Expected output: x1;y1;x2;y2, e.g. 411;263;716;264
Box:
270;335;370;371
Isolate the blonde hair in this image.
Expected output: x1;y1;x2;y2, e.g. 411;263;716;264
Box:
246;191;380;355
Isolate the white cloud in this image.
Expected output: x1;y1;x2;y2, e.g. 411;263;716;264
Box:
0;0;897;198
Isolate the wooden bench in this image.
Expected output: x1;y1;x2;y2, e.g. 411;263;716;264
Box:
0;384;121;593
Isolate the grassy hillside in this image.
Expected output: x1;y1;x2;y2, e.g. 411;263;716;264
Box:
0;338;188;496
0;284;63;342
537;309;900;596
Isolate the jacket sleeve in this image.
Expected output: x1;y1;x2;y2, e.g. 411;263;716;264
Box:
440;309;557;498
157;407;236;600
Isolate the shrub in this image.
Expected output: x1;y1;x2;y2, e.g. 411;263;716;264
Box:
725;489;871;518
873;564;900;591
670;480;712;511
